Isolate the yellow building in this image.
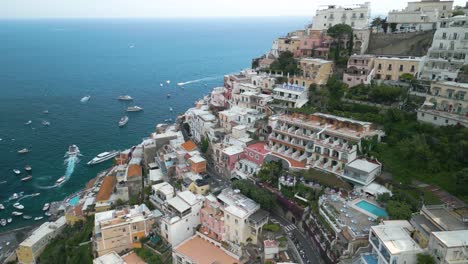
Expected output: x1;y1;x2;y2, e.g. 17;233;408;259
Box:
188;179;210;195
93;204;156;256
290;58;334;87
373;56;422;81
16;217;66;264
65;203;86;226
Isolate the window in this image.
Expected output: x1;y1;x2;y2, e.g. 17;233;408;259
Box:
442;33;447;39
443;5;446;10
255;154;259;160
434;116;437;120
410;65;415;72
454;33;458;39
399;65;403;72
445;119;449;124
235;219;238;224
465;33;468;40
377;63;382;70
421;113;425;117
133;225;137;230
123;228;126;232
388;64;392;70
360;13;364;18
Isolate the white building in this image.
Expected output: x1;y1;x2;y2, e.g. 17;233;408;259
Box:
312;2;371;31
420;15;468;81
185;104;217;143
272;83;309;108
388;0;453;32
218;106;265;133
160;191;204;247
428;230;468;264
362;220;424;264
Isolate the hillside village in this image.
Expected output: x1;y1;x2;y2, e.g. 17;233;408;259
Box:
6;1;468;264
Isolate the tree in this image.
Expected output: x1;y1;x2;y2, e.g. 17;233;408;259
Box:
371;17;383;31
386;200;413;220
452;10;465;17
269;51;299;75
327;24;353;57
400;73;415;82
377;193;392;203
417;253;436;264
390;23;398;32
201;137;209;153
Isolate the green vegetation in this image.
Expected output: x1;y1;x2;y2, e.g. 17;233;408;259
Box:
370;17;383;31
256;161;282;186
200;137;209;153
452;9;465;17
345;83;406;105
232;179;276;210
39;216;94;264
263;223;281;233
327;24;353;64
417;253;436;264
268;51;299;75
134;247;164;264
303;169;352;190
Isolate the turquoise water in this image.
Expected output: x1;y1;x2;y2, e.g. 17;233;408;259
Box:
68;196;80;206
362;254;378;264
355;200;388;217
0;18;308;230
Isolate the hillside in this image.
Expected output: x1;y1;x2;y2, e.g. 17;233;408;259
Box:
367;31;434;56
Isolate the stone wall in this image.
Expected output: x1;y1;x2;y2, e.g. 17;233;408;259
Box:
367;31;434;56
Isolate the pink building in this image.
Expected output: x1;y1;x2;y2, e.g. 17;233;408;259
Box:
222;145;244;171
199;195;225;241
298;30;332;58
343;55;375;88
243;142;269;166
232;142;270;180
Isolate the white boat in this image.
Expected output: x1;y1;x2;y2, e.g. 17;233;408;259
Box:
24;165;32;171
80;95;91;103
7;218;12;223
42;120;50;126
119;116;129;127
56;176;66;185
12;211;23;216
43;110;49;114
166;80;171;84
160;83;163;87
34;217;43;221
167;93;171;98
169;107;173;112
9;193;20;200
66;144;80;157
117;95;133;101
32;192;40;197
21;175;32;182
25;120;32;125
0;204;4;210
13;169;21;175
22;215;32;220
44;212;52;217
0;219;5;226
18;148;30;154
126;106;143;112
87;151;120;165
13;203;24;210
42;203;50;211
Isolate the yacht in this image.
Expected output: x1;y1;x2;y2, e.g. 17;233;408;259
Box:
12;211;23;216
117;95;133;101
34;217;43;221
25;120;32;125
21;175;32;182
0;219;6;226
42;203;50;211
24;165;32;172
44;212;52;217
56;176;66;185
80;95;91;103
13;169;21;175
0;204;4;210
7;218;12;224
22;215;32;220
18;148;30;154
66;144;80;157
13;203;24;210
9;193;21;200
87;151;120;165
126;106;143;112
166;80;171;84
118;116;129;127
42;120;50;126
160;83;163;87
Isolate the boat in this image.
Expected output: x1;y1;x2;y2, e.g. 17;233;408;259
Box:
0;219;6;226
24;165;32;171
66;144;80;157
22;215;32;220
9;193;20;200
42;120;50;126
87;151;120;165
34;217;43;221
13;169;21;175
166;80;171;84
43;110;49;114
0;204;4;210
18;148;30;154
7;218;12;223
21;175;32;182
118;116;129;127
167;93;171;98
56;176;66;185
169;107;173;112
25;120;32;125
42;203;50;211
11;211;23;216
80;95;91;103
117;95;133;101
44;212;52;217
13;203;24;210
126;106;143;112
160;83;163;87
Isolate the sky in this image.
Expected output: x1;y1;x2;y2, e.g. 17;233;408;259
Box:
1;0;466;19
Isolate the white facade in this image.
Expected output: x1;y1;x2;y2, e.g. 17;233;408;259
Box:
428;230;468;264
420;15;468;81
272;83;309;108
312;2;371;31
159;191;204;247
185;105;217;143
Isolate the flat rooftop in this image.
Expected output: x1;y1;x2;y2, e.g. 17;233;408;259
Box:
431;230;468;248
423;205;468;231
21;216;66;248
223;145;244;156
174;235;239;264
372;220;422;255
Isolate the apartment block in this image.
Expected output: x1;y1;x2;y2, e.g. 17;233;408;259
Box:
93;204;155;257
200;194;225;241
291;57;334;87
185;103;217;143
417;81;468;126
343;54;375;87
428;230;468;264
272;83;309;109
232;142;269;180
373;56;422;81
312;2;371;31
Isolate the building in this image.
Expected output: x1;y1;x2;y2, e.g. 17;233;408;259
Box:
291;57;334;87
268;113;384;184
200;194;225;241
188;155;206;174
16;216;67;264
159;191;204;247
420;15;468;81
362;220;424;264
388;0;453;32
417;81;468;126
126;164;142;198
428;230;468;264
272;83;309;109
298;30;333;58
188;179;210;195
172;234;241;264
93;251;146;264
232;142;269;180
373;56;422;81
311;2;371;31
93;204;155;256
95;175;117;212
218;106;264;134
264;240;280;260
343;54;375;87
151;182;175;207
185;104;217;143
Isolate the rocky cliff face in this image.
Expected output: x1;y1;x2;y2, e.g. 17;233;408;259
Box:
367;31;434;56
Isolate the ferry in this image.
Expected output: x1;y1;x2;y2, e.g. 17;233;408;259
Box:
24;165;32;172
117;95;133;101
126;106;143;112
80;95;91;103
166;80;171;84
21;175;32;182
42;203;50;211
167;93;171;98
18;148;30;154
56;176;66;185
118;116;129;127
66;144;80;157
11;211;23;216
13;203;24;210
87;151;120;165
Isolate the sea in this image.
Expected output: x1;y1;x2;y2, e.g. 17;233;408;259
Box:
0;17;309;230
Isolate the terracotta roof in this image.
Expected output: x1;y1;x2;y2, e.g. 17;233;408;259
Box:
247;142;269;155
270;152;306;168
181;140;197;151
122;252;146;264
174;235;239;264
96;176;116;202
127;164;142;178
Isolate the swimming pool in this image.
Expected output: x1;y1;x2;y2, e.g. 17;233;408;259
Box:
68;195;80;206
355;200;388;218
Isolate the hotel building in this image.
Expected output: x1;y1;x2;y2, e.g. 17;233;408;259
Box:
343;54;375;88
373;56;422;81
311;2;371;31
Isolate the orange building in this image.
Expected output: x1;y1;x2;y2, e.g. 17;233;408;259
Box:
188;155;206;174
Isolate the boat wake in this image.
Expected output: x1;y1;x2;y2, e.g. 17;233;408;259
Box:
35;156;78;189
177;76;221;86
